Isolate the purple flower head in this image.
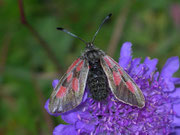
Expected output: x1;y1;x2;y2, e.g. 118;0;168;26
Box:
45;42;180;135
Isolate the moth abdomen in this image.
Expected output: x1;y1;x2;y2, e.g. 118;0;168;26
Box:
87;59;109;101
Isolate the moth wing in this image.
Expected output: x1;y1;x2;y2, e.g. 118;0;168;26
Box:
49;58;89;113
100;55;145;108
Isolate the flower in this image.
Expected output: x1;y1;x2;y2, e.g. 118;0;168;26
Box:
45;42;180;135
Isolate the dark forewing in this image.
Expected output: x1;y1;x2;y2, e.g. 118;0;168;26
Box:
100;55;145;108
49;57;89;113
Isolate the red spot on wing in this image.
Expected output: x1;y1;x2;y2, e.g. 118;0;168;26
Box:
118;68;124;75
107;56;135;93
72;78;79;91
113;71;121;85
76;61;84;72
104;57;113;68
108;56;119;66
107;56;124;75
67;58;80;73
56;86;67;98
67;73;73;82
126;81;135;93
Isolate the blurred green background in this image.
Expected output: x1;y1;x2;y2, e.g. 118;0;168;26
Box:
0;0;180;134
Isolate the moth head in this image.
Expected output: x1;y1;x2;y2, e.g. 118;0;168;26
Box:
86;42;94;50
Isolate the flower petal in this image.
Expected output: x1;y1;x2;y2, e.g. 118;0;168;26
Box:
128;58;141;75
160;56;179;78
153;71;159;81
119;42;132;69
173;116;180;125
61;108;82;124
174;103;180;117
173;127;180;135
160;56;179;91
131;58;141;67
132;63;146;76
144;57;158;77
75;120;96;133
172;77;180;85
53;124;77;135
61;101;87;124
172;89;180;116
52;79;59;88
61;112;79;124
44;99;61;117
170;88;180;98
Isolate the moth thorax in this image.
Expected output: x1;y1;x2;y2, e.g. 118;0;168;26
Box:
85;50;103;63
87;60;109;101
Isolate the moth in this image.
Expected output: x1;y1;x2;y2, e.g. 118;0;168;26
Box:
49;13;145;113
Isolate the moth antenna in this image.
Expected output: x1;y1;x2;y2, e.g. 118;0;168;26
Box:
57;27;87;45
91;13;112;43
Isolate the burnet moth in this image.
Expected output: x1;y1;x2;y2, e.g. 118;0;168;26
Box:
49;13;145;113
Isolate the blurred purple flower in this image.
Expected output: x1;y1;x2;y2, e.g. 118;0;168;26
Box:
170;3;180;28
45;42;180;135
